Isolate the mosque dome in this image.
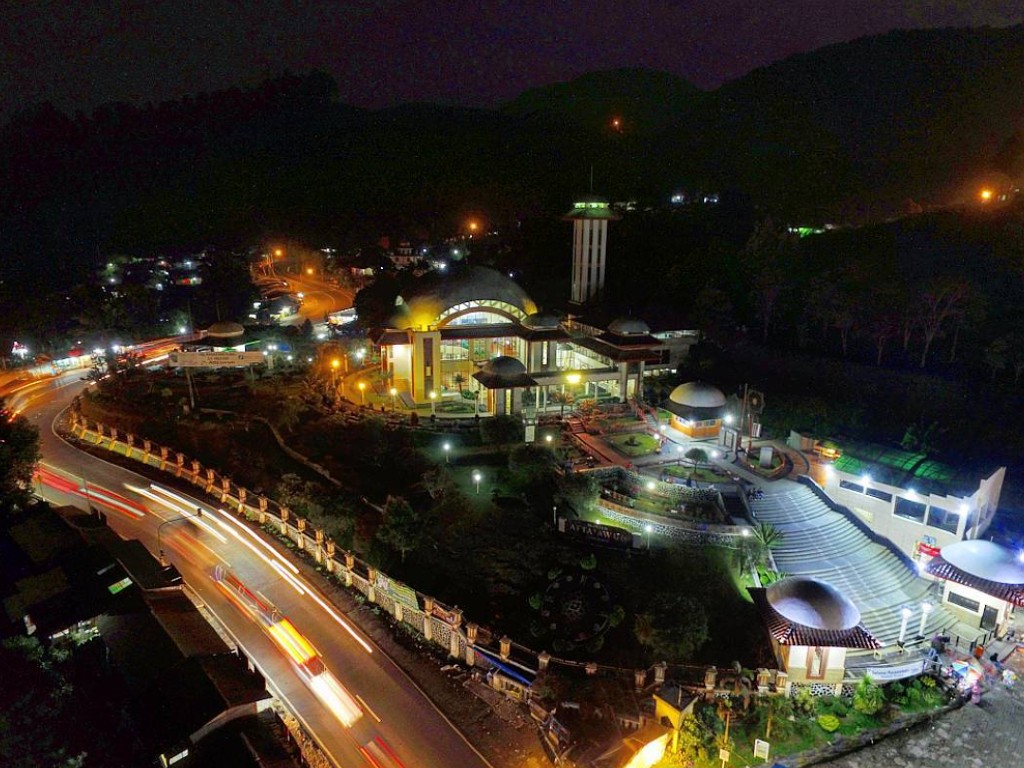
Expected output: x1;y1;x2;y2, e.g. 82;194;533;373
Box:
389;265;537;330
668;382;726;410
607;317;651;336
480;356;527;377
766;577;861;631
206;321;245;339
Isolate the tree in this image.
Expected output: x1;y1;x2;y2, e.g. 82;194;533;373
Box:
674;713;711;762
376;495;423;562
0;400;40;514
867;313;897;366
691;283;735;343
452;372;467;395
684;447;708;479
916;279;968;368
984;337;1010;381
744;218;796;343
639;593;709;661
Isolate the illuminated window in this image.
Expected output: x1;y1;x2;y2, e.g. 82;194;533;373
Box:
894;497;927;523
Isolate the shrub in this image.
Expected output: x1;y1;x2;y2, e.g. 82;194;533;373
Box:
793;687;816;716
580;553;598;570
817;714;841;733
853;675;885;716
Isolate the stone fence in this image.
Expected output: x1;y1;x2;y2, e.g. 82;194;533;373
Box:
66;411;744;704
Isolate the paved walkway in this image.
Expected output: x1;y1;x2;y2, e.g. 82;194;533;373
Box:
816;649;1024;768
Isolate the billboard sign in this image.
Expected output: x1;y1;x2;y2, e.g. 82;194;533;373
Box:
168;351;266;368
563;519;634;549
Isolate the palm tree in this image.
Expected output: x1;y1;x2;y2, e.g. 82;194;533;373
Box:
453;372;467;395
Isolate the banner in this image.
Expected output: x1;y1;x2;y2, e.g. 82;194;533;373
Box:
374;572;420;612
169;351;266;368
863;659;925;681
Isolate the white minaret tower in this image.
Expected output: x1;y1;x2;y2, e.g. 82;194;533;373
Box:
564;195;619;305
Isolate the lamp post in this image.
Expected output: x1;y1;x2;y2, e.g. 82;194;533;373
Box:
898;606;912;645
545;434;553;445
443;442;451;464
553;504;558;526
357;381;366;405
331;359;340;390
918;601;933;638
429;390;437;416
644;523;653;550
473;470;482;495
389;387;398;410
157;507;203;566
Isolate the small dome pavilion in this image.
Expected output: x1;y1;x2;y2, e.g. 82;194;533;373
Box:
664;382;727;439
751;577;880;695
925;540;1024;635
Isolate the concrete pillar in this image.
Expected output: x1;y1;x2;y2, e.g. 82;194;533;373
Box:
175;453;185;477
160;446;169;469
585;662;598;676
499;636;511;660
367;568;377;602
206;468;216;493
325;540;335;573
142;439;151;461
238;488;246;508
220;477;231;502
450;608;463;629
258;497;268;524
125;434;134;454
756;668;771;694
190;459;201;482
393;601;403;622
538;651;551;671
110;427;119;444
423;599;434;641
618;364;629;403
451;628;462;660
343;553;355;587
466;623;478;644
511;389;522;416
705;666;718;691
635;669;647;690
654;661;667;684
279;507;290;536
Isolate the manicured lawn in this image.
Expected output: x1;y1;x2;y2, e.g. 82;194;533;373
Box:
606;432;661;457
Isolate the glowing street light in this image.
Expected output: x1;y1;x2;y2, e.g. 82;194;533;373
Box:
429;390;437;416
306;267;314;276
389;387;398;409
274;248;283;257
980;188;993;203
443;442;451;464
545;434;553;444
566;372;582;385
644;523;653;549
331;359;340;389
357;381;366;405
646;480;656;492
472;470;482;495
467;220;480;233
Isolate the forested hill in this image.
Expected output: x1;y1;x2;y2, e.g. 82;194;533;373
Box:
3;25;1024;300
668;25;1024;220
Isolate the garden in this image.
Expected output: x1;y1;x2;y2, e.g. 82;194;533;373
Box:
658;673;956;767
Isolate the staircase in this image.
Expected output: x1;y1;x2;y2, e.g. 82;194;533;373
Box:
750;483;958;648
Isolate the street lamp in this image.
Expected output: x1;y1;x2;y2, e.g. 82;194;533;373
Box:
389;387;398;409
331;358;340;389
443;442;451;464
429;390;437;416
552;504;558;526
357;381;366;405
898;606;913;645
918;601;933;638
644;523;653;550
646;480;656;492
473;470;482;495
545;434;553;445
157;507;203;566
566;372;581;386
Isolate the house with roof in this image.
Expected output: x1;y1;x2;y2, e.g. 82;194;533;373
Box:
817;440;1004;562
924;539;1024;637
750;577;881;695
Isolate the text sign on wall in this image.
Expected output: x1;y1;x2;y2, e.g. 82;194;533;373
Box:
864;659;925;681
563;519;634;549
753;740;770;759
169;351;266;368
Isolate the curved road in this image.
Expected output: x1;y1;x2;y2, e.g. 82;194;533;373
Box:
16;375;491;768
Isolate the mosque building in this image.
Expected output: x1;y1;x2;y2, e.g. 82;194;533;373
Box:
370;196;690;415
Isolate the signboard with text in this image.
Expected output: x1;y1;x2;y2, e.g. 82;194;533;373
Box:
563;518;634;549
169;351;266;368
864;659;925;681
753;739;770;760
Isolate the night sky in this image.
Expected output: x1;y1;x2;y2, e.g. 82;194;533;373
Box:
2;0;1022;119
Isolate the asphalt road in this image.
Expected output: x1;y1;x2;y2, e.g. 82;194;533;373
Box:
270;272;355;326
19;376;492;768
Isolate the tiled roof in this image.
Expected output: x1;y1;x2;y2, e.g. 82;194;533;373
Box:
925;556;1024;607
750;589;882;649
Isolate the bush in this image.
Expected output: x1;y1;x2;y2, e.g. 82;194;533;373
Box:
580;553;598;570
853;675;885;716
793;687;816;716
817;714;841;733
